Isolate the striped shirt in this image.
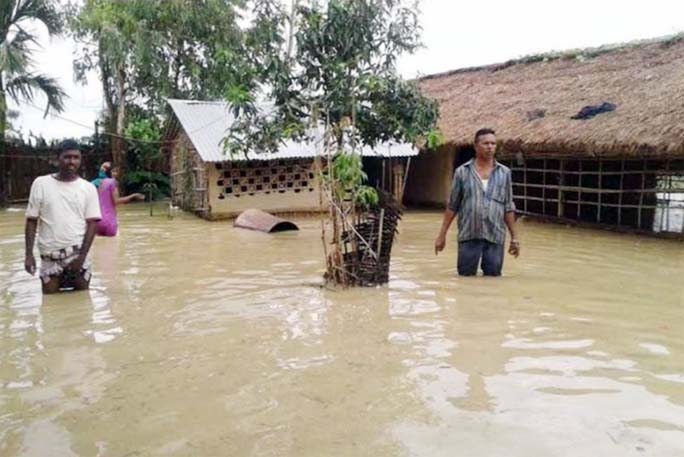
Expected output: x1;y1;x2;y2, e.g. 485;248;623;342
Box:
448;159;516;245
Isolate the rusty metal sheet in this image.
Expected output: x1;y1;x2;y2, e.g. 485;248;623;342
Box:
234;209;299;233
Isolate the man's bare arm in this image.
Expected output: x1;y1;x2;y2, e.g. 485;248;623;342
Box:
24;218;38;275
504;211;520;257
82;219;98;255
66;220;99;272
434;209;456;255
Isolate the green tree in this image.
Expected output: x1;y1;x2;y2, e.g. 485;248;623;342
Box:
69;0;138;169
0;0;66;139
123;116;169;199
227;0;439;153
124;0;247;112
69;0;270;173
226;0;440;285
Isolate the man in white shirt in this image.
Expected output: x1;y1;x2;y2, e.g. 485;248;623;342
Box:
24;140;102;294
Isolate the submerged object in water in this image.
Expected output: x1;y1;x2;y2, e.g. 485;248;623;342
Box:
234;209;299;233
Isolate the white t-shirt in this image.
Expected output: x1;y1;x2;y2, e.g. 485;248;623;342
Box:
26;175;102;254
474;169;489;192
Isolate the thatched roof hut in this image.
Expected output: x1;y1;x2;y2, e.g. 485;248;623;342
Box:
405;36;684;237
418;35;684;158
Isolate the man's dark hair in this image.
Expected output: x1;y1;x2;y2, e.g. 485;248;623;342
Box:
474;128;496;144
57;139;81;155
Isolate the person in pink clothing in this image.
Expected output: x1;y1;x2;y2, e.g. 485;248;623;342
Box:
96;166;145;237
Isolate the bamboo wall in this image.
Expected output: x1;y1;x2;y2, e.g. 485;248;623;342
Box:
169;133;208;216
0;142;108;205
498;156;684;237
400;145;684;237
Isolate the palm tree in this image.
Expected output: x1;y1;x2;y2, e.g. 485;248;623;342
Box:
0;0;66;139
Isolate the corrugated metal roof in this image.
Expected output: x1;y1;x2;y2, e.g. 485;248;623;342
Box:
167;99;418;163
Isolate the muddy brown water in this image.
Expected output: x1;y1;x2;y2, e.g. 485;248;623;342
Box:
1;205;682;456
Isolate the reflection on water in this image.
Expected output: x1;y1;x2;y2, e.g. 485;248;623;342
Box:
1;205;683;456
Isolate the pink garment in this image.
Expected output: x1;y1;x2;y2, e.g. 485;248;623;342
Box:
96;178;118;237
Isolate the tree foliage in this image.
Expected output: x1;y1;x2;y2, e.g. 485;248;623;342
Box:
69;0;140;165
0;0;66;138
68;0;282;175
69;0;279;116
225;0;440;159
226;0;440;286
225;0;440;208
123;116;168;198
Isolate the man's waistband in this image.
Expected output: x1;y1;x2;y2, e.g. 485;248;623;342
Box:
40;245;81;261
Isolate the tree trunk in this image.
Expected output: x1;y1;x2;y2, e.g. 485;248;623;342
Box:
173;43;182;97
111;65;126;178
0;78;6;206
0;74;6;141
98;47;116;135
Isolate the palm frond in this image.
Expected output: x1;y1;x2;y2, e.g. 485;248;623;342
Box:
0;27;34;75
12;0;62;37
6;72;67;116
0;1;17;34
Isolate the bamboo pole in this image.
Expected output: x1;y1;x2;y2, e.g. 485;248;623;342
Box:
541;159;546;214
511;183;682;194
555;200;682;210
349;93;359;265
401;156;412;205
324;188;378;259
665;159;671;233
617;157;625;226
523;160;528;213
376;208;385;257
681;192;684;235
638;159;646;230
597;159;603;223
557;159;564;218
389;156;393;196
577;159;582;219
316;157;328;266
508;167;683;176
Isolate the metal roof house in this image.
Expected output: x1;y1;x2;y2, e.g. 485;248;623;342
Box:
165;99;417;220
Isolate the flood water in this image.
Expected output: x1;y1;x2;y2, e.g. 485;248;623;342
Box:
1;205;683;456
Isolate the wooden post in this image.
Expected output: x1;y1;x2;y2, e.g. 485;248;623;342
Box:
664;159;671;233
577;160;582;219
389;156;393;197
6;168;11;203
401;157;412;205
638;159;646;229
542;159;546;214
681;185;684;235
392;161;404;202
557;159;565;218
523;159;528;213
658;170;666;231
376;208;385;255
617;157;625;226
597;159;603;223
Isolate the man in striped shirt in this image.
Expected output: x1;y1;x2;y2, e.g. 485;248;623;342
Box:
434;128;520;276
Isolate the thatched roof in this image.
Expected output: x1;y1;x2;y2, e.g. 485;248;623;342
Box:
419;35;684;158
